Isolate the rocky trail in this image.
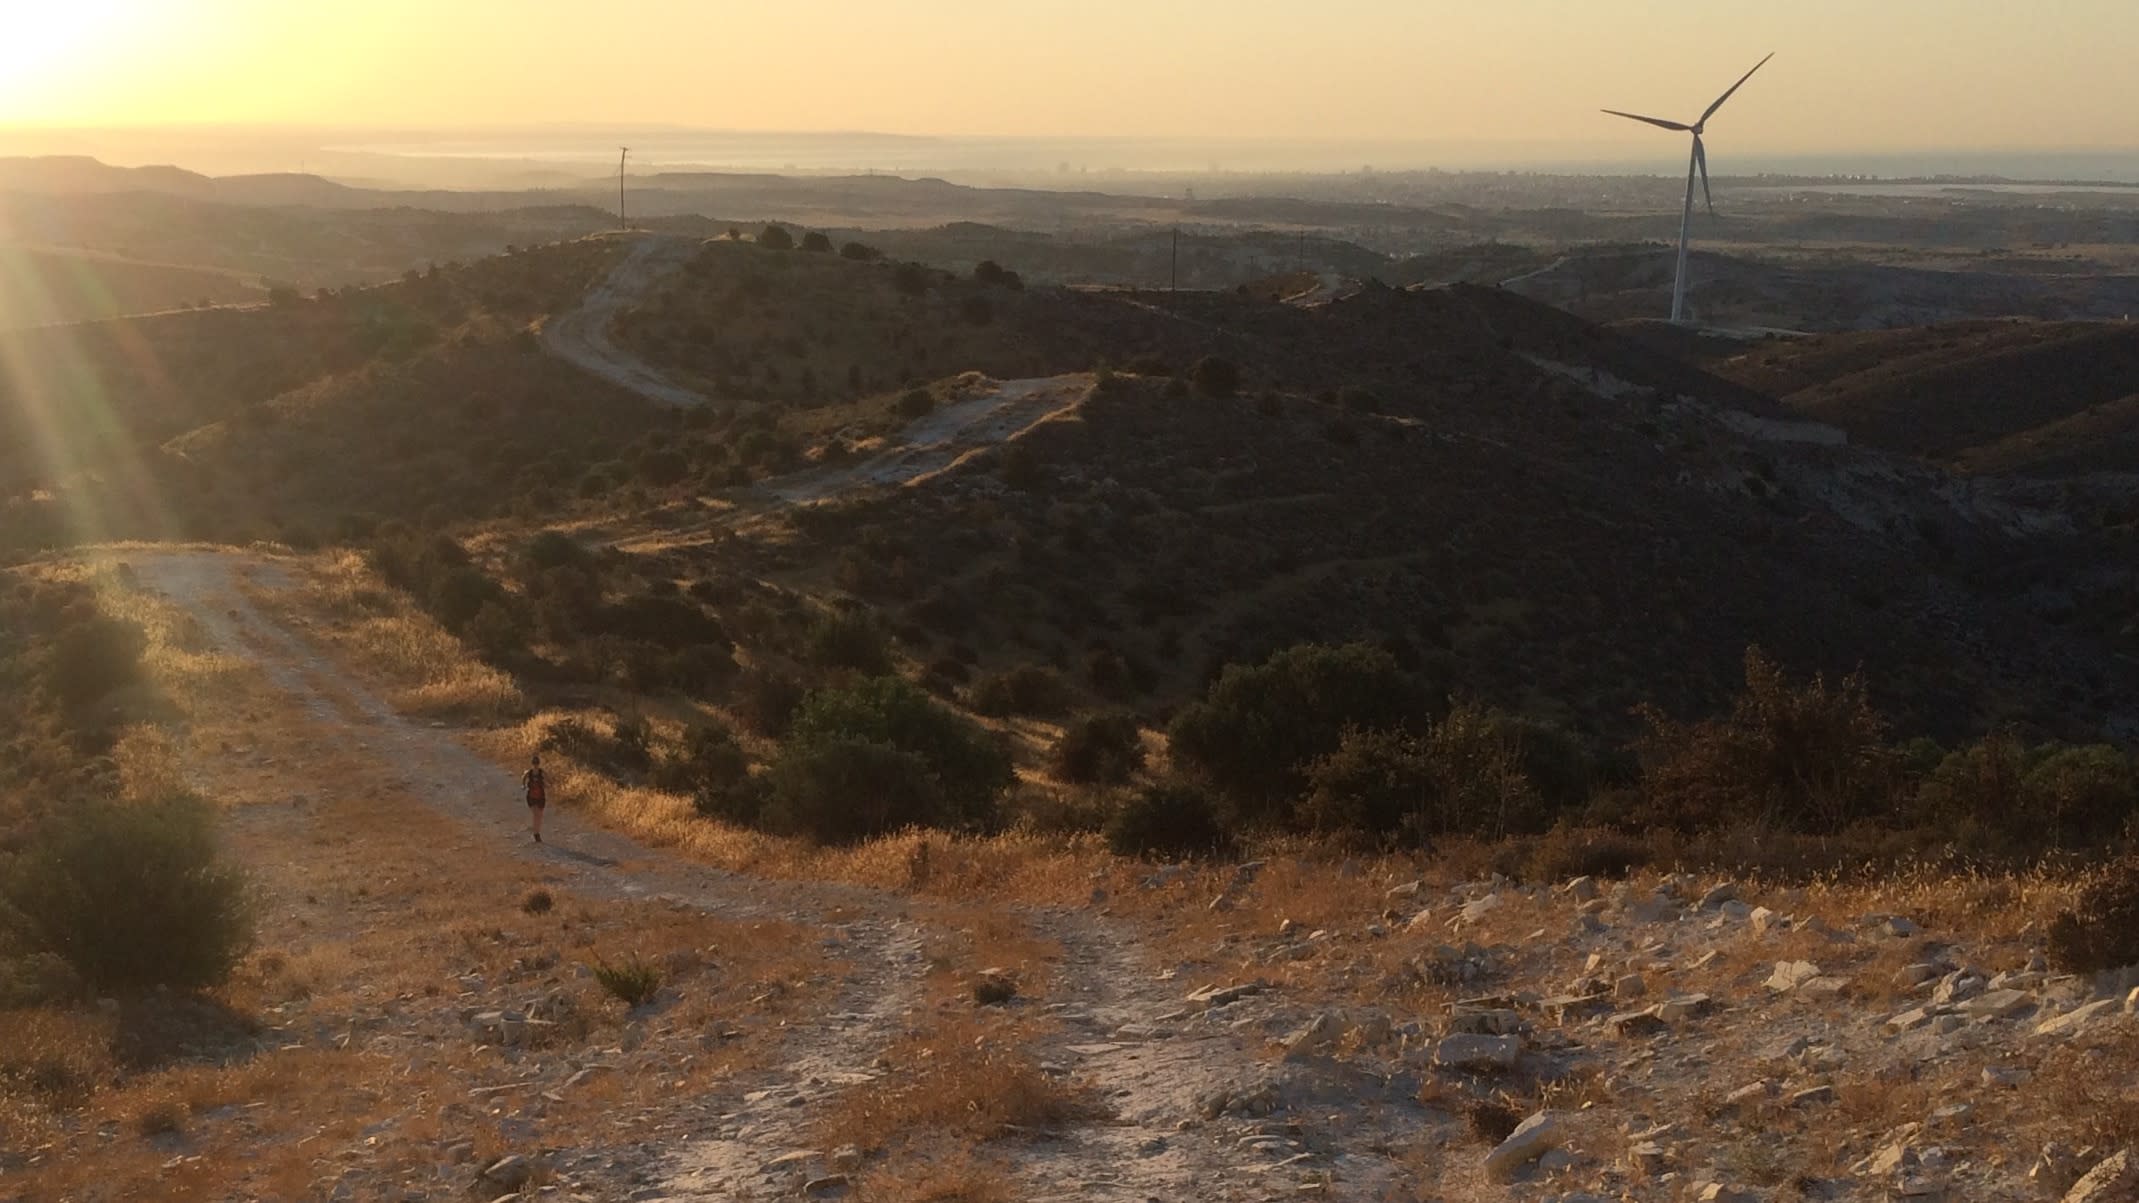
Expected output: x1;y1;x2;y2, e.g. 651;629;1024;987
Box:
126;549;1407;1201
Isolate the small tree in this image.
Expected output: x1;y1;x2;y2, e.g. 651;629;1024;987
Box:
758;225;795;251
840;241;881;261
1167;643;1419;826
799;231;833;253
974;260;1009;285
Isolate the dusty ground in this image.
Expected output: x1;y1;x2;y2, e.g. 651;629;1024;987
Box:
15;546;2121;1203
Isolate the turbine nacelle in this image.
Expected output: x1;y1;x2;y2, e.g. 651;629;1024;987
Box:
1601;53;1773;323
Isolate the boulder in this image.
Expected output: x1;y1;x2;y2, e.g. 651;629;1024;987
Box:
1567;876;1599;902
2063;1151;2139;1203
1698;882;1739;909
1483;1111;1564;1181
1960;989;2035;1020
2036;999;2121;1038
1766;961;1822;993
1654;994;1714;1023
1932;971;1986;1006
1284;1011;1342;1060
1895;963;1942;988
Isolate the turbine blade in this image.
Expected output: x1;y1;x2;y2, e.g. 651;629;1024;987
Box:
1602;109;1693;132
1700;52;1775;124
1695;136;1714;214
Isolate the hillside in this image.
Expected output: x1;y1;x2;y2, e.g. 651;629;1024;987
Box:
1707;320;2139;475
562;238;2132;741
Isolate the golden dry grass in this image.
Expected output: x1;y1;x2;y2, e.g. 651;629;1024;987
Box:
263;549;526;722
0;575;835;1201
817;1014;1105;1155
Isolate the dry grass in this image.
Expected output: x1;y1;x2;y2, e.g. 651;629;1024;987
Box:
855;1152;1020;1203
265;549;526;721
818;1015;1105;1154
0;592;834;1202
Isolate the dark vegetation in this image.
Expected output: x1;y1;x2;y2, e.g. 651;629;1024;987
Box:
0;576;254;999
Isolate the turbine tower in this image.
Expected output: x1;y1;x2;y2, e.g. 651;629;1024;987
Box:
1603;53;1773;324
619;147;631;230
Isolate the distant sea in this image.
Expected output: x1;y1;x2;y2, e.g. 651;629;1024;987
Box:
335;131;2139;184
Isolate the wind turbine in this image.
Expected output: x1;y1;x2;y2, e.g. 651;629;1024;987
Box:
618;147;630;230
1603;53;1773;324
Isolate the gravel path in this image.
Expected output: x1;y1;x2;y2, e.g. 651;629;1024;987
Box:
123;549;1375;1200
543;236;709;409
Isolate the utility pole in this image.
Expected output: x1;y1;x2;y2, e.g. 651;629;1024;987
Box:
618;147;630;231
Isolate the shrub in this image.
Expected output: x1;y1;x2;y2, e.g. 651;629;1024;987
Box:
637;449;689;486
1051;712;1146;785
46;615;146;714
1106;780;1233;859
591;953;662;1007
893;263;930;295
799;231;833;253
762;736;943;845
758;224;795;251
896;388;936;418
521;888;554;915
734;666;805;738
840;241;880;261
2023;745;2138;849
968;664;1070;718
771;676;1014;838
807;607;893;674
655;721;758;823
999;444;1042;491
542;716;652;776
2046;855;2139;973
1190;356;1240;399
1635;648;1895;834
0;796;253;992
464;601;531;662
974;260;1009;285
1167;643;1419;825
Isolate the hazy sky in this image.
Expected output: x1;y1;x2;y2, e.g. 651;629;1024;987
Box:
4;0;2136;154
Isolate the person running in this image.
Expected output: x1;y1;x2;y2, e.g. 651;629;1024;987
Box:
523;753;548;843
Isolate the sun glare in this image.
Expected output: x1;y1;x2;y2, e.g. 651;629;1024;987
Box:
0;1;142;118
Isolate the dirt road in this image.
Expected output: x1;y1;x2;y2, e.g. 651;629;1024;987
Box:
126;549;1413;1201
543;236;709;409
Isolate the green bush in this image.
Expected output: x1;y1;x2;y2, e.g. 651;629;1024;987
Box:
1051;712;1146;785
734;667;805;738
807;608;893;674
654;721;761;823
0;796;253;992
762;736;943;844
758;225;795;251
896;388;936;418
1167;642;1419;825
799;231;833;253
1191;356;1240;399
968;664;1070;718
1107;780;1233;859
46;616;147;714
768;676;1014;841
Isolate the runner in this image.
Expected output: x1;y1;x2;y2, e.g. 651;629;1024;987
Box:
523;753;547;843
